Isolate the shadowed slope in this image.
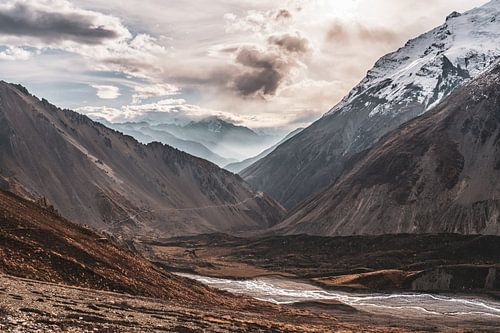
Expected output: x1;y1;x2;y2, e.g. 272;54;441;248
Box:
278;62;500;236
0;82;284;238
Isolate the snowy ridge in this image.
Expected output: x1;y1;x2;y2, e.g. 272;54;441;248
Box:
325;0;500;118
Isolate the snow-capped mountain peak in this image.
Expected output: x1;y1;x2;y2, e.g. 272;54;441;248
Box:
242;1;500;209
326;1;500;118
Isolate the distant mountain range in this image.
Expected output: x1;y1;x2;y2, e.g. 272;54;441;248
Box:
103;117;284;167
0;82;284;238
102;120;236;167
242;0;500;209
225;128;303;173
277;60;500;236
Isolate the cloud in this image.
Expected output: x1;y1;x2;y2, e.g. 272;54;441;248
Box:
77;98;239;125
76;105;124;121
275;9;292;21
231;33;310;97
268;34;309;53
132;83;180;104
0;46;31;60
2;0;489;131
0;1;166;79
356;25;399;43
91;84;120;99
325;21;349;43
233;46;286;96
326;20;399;44
0;1;128;45
224;8;294;33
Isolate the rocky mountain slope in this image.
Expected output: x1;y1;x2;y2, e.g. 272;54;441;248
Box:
242;0;500;209
0;188;230;304
0;82;284;238
225;128;303;173
278;61;500;236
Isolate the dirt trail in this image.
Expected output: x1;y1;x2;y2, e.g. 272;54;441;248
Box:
109;193;265;228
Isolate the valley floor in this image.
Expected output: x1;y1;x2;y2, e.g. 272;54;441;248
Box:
2;232;499;332
137;233;500;293
130;233;500;332
0;274;418;333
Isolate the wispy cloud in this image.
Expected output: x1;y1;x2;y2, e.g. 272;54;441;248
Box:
77;98;238;125
325;20;399;45
132;83;180;104
91;84;120;99
0;46;31;60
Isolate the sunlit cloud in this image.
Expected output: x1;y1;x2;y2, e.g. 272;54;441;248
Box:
91;84;120;99
0;0;490;130
77;98;240;125
132;83;180;104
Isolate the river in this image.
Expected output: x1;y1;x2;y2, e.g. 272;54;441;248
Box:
178;273;500;322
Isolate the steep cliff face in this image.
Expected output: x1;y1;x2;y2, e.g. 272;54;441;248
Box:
277;62;500;236
242;1;500;209
0;82;284;238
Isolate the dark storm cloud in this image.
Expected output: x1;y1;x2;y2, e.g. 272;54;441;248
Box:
268;34;310;53
0;3;121;45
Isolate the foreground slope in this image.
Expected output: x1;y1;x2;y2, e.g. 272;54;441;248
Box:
242;1;500;208
0;82;284;238
0;188;231;304
278;61;500;236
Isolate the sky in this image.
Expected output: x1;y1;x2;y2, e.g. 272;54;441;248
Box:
0;0;490;130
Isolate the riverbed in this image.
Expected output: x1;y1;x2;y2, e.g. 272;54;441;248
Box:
178;273;500;322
